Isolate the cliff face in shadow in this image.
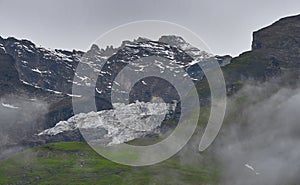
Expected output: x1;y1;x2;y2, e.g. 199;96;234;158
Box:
221;14;300;96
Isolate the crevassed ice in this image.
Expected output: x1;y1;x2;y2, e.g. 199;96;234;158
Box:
38;101;175;146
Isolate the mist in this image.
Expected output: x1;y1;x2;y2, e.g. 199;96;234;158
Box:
215;77;300;185
0;94;48;158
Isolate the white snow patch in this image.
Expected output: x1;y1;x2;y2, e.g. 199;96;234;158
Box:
20;80;41;89
2;103;19;109
245;163;260;175
67;94;82;98
0;44;6;53
96;88;103;94
113;81;120;86
32;68;50;74
141;80;147;85
45;88;63;94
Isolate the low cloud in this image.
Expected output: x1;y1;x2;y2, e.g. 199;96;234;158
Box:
215;78;300;185
0;94;48;158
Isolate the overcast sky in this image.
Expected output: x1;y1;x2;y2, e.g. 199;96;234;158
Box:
0;0;299;56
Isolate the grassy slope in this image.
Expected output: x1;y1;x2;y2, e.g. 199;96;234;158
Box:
0;142;220;185
0;106;220;185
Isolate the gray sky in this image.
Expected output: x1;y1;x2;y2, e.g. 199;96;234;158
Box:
0;0;299;56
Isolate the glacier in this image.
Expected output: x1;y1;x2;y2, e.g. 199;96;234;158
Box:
39;101;176;146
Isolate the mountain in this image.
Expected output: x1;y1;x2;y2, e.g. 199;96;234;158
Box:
0;36;82;94
2;14;300;185
0;35;229;96
220;15;300;94
3;12;300;153
0;34;231;156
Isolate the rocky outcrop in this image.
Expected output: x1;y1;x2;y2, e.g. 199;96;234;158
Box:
0;37;84;94
251;14;300;69
223;14;300;91
0;53;21;95
252;15;300;50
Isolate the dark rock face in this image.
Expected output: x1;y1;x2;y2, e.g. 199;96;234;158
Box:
0;36;206;148
0;36;212;104
0;37;84;94
223;14;300;92
252;14;300;69
0;51;64;100
252;15;300;50
0;53;21;95
95;40;198;104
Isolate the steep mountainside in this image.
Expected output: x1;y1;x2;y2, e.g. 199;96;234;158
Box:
1;13;300;185
0;35;231;156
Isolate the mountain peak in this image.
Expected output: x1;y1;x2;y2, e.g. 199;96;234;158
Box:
158;35;192;50
90;44;100;52
134;37;151;43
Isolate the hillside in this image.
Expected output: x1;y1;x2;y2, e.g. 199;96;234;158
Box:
0;142;220;185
